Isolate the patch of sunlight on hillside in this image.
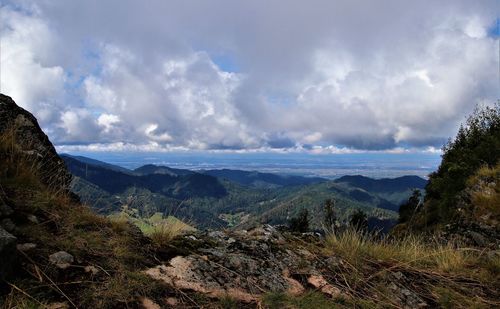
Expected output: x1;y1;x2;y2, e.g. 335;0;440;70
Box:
109;208;196;236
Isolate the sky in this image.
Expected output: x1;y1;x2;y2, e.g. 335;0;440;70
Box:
1;0;499;154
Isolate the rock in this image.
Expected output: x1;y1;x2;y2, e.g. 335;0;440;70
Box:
283;269;305;295
1;218;16;232
146;228;343;303
388;281;426;308
326;256;342;267
208;231;225;239
393;271;405;280
16;243;37;251
0;94;72;191
165;297;178;306
468;231;487;247
307;275;344;298
49;251;74;269
140;297;161;309
84;265;100;275
47;302;69;309
297;249;314;259
0;227;17;279
27;214;39;224
0;204;13;217
146;256;258;303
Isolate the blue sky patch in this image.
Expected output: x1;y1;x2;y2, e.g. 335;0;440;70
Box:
211;54;240;73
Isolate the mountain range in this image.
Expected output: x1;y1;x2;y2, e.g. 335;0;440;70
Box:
61;154;427;230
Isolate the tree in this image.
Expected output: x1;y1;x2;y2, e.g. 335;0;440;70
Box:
398;189;422;223
289;208;309;233
323;199;337;233
424;103;500;225
350;209;368;231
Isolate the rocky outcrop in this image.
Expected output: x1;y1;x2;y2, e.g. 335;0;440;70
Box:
0;226;17;279
0;203;17;279
0;94;73;280
0;94;71;191
146;225;347;303
145;226;433;307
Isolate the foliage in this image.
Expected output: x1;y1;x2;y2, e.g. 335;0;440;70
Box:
255;182;399;231
67;155;427;231
349;209;368;231
322;198;337;233
423;103;500;226
398;189;422;223
289;208;310;233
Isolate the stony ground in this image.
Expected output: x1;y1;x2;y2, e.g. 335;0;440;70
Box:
142;226;431;308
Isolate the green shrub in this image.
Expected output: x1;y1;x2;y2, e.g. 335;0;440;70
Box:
350;209;368;231
423;103;500;226
398;189;422;223
289;208;310;233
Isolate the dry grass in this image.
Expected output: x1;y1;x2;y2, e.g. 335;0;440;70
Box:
262;291;341;309
109;211;195;248
324;228;498;308
0;128;40;189
325;228;472;272
467;163;500;224
0;129;167;308
149;219;191;247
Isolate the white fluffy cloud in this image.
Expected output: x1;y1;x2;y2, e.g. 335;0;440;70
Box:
0;6;66;126
1;1;498;151
83;45;252;149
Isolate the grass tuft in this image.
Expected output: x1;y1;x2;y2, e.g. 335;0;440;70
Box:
325;228;472;272
324;228;498;308
149;219;190;247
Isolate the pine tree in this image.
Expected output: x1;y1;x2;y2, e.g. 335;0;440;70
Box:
289;208;310;233
398;189;422;223
350;209;368;231
323;199;337;233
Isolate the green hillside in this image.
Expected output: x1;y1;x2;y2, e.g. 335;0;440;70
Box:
401;104;500;233
63;155;428;231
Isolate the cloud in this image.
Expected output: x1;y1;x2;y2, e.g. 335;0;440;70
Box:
0;5;66;125
1;0;498;152
83;45;251;149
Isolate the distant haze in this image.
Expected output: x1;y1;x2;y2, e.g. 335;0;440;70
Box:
62;152;441;179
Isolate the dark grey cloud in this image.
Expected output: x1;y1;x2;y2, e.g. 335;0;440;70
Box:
1;0;498;152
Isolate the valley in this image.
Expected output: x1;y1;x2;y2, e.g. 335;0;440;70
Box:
61;154;426;231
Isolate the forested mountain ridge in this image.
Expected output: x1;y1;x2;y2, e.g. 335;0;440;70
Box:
334;175;427;193
62;155;227;199
201;169;326;188
61;154;429;230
